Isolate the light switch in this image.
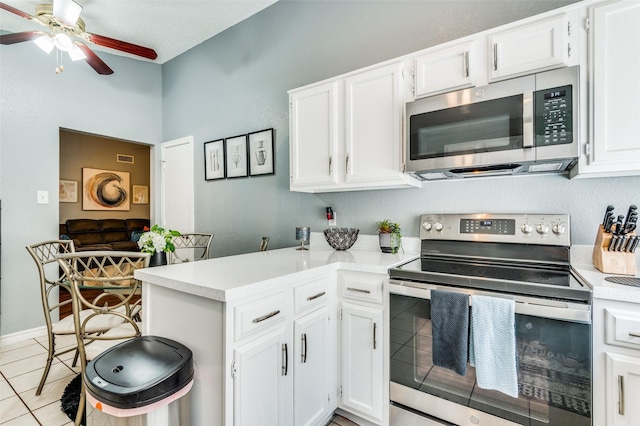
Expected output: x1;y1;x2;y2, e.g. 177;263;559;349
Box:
37;190;49;204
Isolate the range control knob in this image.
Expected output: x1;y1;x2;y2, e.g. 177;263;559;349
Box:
520;223;533;234
434;222;444;232
552;223;566;235
422;222;432;231
536;223;549;235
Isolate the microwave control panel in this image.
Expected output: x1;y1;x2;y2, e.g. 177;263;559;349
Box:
535;84;573;147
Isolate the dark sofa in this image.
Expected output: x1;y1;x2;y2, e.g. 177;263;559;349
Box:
59;218;150;252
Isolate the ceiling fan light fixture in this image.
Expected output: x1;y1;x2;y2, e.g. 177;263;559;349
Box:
33;34;54;54
68;44;86;61
52;0;83;26
53;33;73;52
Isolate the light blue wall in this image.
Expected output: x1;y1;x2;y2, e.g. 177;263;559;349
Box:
163;0;638;257
0;41;162;335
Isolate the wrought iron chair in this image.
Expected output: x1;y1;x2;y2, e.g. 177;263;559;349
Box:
169;233;213;264
56;251;150;426
26;240;80;395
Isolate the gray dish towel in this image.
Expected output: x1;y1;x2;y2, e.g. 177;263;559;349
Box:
431;289;469;376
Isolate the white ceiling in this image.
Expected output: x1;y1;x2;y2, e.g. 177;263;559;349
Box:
0;0;278;64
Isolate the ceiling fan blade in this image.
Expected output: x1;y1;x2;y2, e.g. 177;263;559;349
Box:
0;1;35;20
75;43;114;75
85;32;158;60
53;0;82;26
0;31;43;45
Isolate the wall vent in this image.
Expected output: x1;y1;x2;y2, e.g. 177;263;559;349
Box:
117;154;134;164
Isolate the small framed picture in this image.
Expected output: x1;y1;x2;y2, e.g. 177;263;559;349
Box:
248;128;275;177
204;139;225;181
59;180;78;203
132;185;149;204
225;135;248;178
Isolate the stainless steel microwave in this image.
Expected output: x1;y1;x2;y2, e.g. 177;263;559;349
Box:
406;66;580;180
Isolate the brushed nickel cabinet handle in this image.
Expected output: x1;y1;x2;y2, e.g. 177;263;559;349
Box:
347;287;370;294
307;291;326;301
629;331;640;338
493;43;498;71
373;322;377;350
329;155;333;175
464;51;469;78
301;333;307;363
282;343;288;376
346;153;350;174
619;375;625;415
253;310;280;323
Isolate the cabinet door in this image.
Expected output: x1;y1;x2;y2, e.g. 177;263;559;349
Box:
414;41;476;98
294;306;332;426
233;326;293;426
488;15;569;82
584;1;640;175
289;81;340;189
340;302;384;424
605;352;640;426
344;62;407;185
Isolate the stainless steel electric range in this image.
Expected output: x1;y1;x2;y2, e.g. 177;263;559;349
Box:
388;213;592;426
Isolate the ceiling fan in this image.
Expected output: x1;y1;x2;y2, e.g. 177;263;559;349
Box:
0;0;157;75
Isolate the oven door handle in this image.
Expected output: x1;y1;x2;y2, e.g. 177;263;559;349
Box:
390;281;591;324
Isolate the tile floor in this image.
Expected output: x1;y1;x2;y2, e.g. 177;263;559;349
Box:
1;335;78;425
1;334;355;426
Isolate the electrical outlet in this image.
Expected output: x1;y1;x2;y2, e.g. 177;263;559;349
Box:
37;190;49;204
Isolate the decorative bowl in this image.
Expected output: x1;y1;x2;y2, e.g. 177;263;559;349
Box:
323;227;359;251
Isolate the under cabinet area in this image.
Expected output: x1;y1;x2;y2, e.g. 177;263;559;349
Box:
593;298;640;426
289;61;419;193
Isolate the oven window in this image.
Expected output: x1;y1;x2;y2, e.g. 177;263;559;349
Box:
409;95;524;160
390;294;591;426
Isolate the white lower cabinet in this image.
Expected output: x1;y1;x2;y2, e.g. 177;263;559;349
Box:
605;352;640;426
340;302;385;424
233;325;293;426
294;306;333;426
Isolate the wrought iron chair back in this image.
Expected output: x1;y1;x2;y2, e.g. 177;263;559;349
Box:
169;233;213;264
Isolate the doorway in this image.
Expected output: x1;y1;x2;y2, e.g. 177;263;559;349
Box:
160;136;194;234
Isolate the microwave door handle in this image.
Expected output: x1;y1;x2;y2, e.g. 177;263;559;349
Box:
523;91;534;148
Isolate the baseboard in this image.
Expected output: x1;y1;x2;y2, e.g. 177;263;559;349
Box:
0;326;47;347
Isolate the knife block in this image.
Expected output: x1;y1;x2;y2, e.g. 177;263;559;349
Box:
592;225;637;275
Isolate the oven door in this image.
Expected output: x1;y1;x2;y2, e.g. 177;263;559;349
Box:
389;281;592;426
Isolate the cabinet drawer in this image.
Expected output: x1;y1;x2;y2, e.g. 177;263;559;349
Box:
234;291;287;341
605;308;640;350
294;277;328;316
340;273;384;305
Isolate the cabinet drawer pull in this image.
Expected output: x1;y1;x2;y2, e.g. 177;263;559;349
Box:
629;331;640;338
347;287;370;294
618;375;625;415
373;322;377;350
329;156;333;175
346;153;350;174
493;43;498;71
307;291;326;301
252;310;280;323
463;50;469;78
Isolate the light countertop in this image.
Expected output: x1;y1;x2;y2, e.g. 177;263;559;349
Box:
135;232;419;303
571;245;640;304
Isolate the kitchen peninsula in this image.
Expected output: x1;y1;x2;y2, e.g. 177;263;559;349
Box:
135;234;418;426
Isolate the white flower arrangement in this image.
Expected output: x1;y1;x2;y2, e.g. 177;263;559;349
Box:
138;224;181;253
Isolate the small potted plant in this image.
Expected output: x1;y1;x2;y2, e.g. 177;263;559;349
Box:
375;220;402;254
138;224;181;266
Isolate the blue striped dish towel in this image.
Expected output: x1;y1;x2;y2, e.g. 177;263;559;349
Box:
469;295;518;398
431;290;469;376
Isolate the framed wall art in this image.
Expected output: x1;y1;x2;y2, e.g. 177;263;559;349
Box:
82;168;130;211
225;135;248;178
132;185;149;204
248;128;275;177
204;139;225;181
59;180;78;203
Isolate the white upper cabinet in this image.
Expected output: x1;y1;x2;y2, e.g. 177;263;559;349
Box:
413;40;477;98
289;81;339;188
289;61;420;193
488;14;571;82
579;0;640;177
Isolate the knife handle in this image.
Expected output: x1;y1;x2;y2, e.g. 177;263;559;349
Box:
603;205;615;226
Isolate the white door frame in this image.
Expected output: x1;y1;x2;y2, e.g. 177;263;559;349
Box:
159;136;194;233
